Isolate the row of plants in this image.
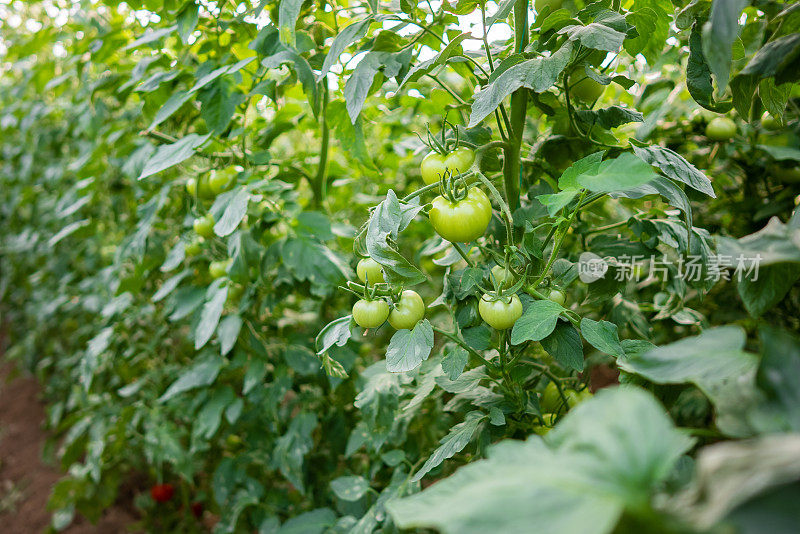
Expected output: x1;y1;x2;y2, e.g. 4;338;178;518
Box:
1;0;799;532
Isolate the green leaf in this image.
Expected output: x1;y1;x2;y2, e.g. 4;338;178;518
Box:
577;153;658;193
575;106;643;129
559;151;604;189
541;323;584;372
138;133;211;180
330;476;370;502
740;33;800;85
316;316;354;355
559;23;626;52
632;144;715;197
212;187;250;237
159;356;224;402
176;3;199;44
282;238;351;296
702;0;748;93
399;32;472;89
217;314;242;356
199;79;244;135
278;0;304;46
389;387;693;533
758;77;792;119
365;190;426;285
510;300;565;344
149;90;192;130
328;99;375;169
749;327;800;433
688;23;733;112
318;18;372;80
442;345;469;380
537;189;578;216
758;144;800;162
412;411;487;482
344;51;406;123
277;508;336;534
153;269;191;302
716;216;800;265
195;282;229;350
738;263;800;318
271;413;318;493
386;320;434;372
468;43;573;127
580;318;625;358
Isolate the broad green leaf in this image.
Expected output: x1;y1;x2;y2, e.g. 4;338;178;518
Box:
159;356;224;402
316;316;354;355
399;32;472;89
217;314;243;356
160;240;186;272
537;189;578;216
318;18;372;80
758;144;800;162
412;411;486;482
125;25;176;50
176;3;199;44
441;345;469;380
559;151;604;189
559;23;626;52
195;283;229;350
344;51;406;123
468;43;573;127
138;133;211;180
740;33;800;86
748;327;800;433
212;187;250;237
716;216;800;265
331;476;370;502
541;323;584;371
575;106;643;129
702;0;748;93
737;263;800;318
510;300;565;344
687;23;733;112
577;153;658;193
278;0;304;46
386;320;434;372
153;269;191;302
149;90;192;130
580;318;625;358
365;190;426;285
271;413;318;493
632;144;715;197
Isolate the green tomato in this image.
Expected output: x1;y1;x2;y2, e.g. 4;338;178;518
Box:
185;238;204;257
209;259;231;279
478;293;523;330
566;388;593;407
198;175;215;199
208;169;235;194
430;187;493;242
540;382;562;413
705;117;737;140
227;283;244;303
534;0;563;13
548;288;566;306
490;265;514;289
444;147;475;175
193;214;215;238
421;152;447;185
352;299;390;329
570;76;605;102
762;112;781;131
356;258;385;284
186;178;198;196
388;290;426;329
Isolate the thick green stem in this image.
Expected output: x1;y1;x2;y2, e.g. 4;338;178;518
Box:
313;84;330;209
503;0;529;212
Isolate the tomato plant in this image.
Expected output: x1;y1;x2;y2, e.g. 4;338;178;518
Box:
2;0;800;533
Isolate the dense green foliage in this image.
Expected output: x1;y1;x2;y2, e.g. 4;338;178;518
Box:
1;0;800;532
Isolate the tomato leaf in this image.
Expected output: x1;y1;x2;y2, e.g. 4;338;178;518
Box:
541;323;584;372
386;320;434;373
510;300;565;345
580;318;625;358
412;411;487;482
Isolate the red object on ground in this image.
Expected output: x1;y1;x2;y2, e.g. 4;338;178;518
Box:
150;483;175;503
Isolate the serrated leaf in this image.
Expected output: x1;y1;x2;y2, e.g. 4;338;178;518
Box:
580;318;625;358
541;323;585;371
412;411;486;482
331;476;370;502
138;133;211;180
386;320;434;373
632;144;715;197
510;300;565;345
195;283;228;350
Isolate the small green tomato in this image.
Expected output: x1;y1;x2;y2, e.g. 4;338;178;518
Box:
357;258;385;284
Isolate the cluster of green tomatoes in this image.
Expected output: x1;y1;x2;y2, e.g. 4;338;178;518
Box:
350;143;566;333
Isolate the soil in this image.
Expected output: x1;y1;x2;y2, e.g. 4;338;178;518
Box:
0;362;139;533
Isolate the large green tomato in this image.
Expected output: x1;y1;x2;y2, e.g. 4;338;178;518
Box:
352;299;390;329
490;265;514;289
193;214;215;238
478;293;522;330
357;258;385;284
548;288;566;306
705;117;737;140
421;152;447;185
208;170;235;194
535;0;563;13
429;187;493;242
445;147;475;175
209;259;232;279
388;290;426;329
570;76;605;102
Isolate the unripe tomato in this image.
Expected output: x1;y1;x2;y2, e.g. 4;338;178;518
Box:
535;0;563;12
705;117;737;140
540;382;562;412
150;483;175;503
570;76;605;102
209;259;231;279
478;294;523;330
761;112;781;131
566;388;593;407
208;169;235;194
198;175;214;199
421;152;447;185
227;283;244;302
548;288;566;306
445;147;475;175
352;299;390;329
357;258;385;284
429;187;493;242
388;290;425;329
186;178;198;196
490;265;514;289
185;238;204;257
193;214;215;238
